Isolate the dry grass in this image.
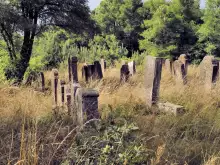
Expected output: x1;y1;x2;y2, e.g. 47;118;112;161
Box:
1;63;220;164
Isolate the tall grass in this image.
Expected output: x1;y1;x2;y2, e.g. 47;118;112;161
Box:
1;64;220;164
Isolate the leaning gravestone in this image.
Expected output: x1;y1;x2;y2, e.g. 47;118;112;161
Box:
145;56;163;107
200;56;219;91
120;64;130;82
128;61;136;76
173;60;187;85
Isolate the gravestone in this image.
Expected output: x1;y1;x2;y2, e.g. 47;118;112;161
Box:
158;102;185;116
200;56;219;91
68;57;72;82
145;56;163;107
52;69;59;107
75;88;100;126
60;80;65;106
71;83;81;122
178;54;188;74
94;61;103;80
71;57;78;83
120;64;130;82
39;72;45;92
173;60;187;85
128;61;136;76
164;59;173;74
82;65;88;82
100;59;107;75
87;64;95;81
66;85;71;115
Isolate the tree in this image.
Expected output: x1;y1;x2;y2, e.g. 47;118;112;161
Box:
0;0;92;83
139;0;201;59
92;0;145;57
197;0;220;56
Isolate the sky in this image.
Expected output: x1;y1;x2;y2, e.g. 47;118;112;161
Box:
89;0;206;10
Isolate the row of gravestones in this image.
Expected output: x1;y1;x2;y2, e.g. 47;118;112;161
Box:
145;54;220;109
49;54;220;125
51;57;100;127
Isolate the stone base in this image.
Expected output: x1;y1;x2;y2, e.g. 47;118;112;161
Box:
157;102;185;116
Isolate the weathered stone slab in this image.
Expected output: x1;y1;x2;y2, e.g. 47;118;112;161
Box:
66;85;71;115
173;60;187;85
145;56;163;107
100;59;107;75
39;72;45;92
87;64;95;81
75;88;100;126
164;59;173;74
52;69;59;107
200;56;219;91
68;57;71;82
60;80;65;106
157;102;185;116
120;64;130;82
128;61;136;76
178;54;188;74
71;57;78;83
94;61;103;80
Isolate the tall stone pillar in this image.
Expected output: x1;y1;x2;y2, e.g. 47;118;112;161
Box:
71;57;78;83
145;56;163;107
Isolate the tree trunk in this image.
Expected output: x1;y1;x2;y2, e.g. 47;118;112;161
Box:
14;10;38;83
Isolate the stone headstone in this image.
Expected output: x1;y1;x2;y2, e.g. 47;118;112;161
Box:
120;64;130;82
173;60;187;85
94;61;103;80
68;57;71;82
178;54;188;74
66;85;71;115
128;61;136;76
158;102;185;116
100;59;107;74
82;65;88;82
60;80;66;106
71;83;81;122
164;59;173;74
200;56;219;91
145;56;163;107
87;64;95;81
71;57;78;83
52;69;59;107
75;88;100;126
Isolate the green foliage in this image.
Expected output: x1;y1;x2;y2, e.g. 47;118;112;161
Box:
0;39;10;83
64;120;150;165
140;0;201;59
197;0;220;56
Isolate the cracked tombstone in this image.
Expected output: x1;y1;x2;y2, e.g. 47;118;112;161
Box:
200;56;219;91
94;61;103;80
51;69;59;107
120;64;130;82
75;88;100;126
145;56;163;107
128;61;136;76
173;60;187;85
